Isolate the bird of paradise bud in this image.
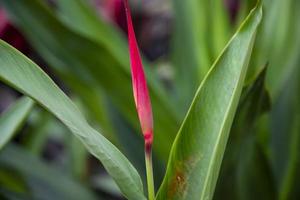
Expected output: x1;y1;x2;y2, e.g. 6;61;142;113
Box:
123;0;155;199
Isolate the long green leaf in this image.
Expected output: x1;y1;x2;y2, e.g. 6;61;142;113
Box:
0;97;34;150
0;40;146;200
156;3;262;200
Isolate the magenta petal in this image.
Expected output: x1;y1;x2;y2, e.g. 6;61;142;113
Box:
124;0;153;146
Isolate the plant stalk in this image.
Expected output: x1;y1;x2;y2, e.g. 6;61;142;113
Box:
145;146;155;200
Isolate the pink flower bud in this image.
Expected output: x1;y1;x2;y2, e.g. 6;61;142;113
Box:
123;0;153;149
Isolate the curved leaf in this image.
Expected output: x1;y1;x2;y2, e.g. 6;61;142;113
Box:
156;3;262;200
0;97;34;150
0;40;146;200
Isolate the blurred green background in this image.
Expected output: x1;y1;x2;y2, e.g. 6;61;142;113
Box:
0;0;299;199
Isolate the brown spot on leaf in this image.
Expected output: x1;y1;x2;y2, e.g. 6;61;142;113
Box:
166;155;202;199
167;169;187;199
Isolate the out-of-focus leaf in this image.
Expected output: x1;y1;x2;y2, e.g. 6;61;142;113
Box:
0;40;146;200
0;97;34;150
56;0;128;64
236;136;275;200
266;0;300;98
67;134;89;180
209;0;231;58
24;108;88;180
246;0;300;98
171;0;231;115
156;3;262;200
171;0;211;113
270;59;300;200
24;109;53;155
215;67;274;200
0;168;29;198
91;174;122;197
0;188;31;200
1;0;179;160
0;144;99;200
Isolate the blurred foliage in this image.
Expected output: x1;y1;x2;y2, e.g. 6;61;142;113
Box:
0;0;299;199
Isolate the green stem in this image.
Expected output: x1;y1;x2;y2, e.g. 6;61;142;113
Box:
145;149;155;200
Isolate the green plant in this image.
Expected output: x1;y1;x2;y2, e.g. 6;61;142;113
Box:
0;0;299;200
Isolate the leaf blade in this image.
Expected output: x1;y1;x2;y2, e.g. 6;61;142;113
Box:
0;40;146;200
156;3;262;200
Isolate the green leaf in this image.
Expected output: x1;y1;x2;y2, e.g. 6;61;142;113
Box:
0;97;34;150
156;3;262;200
0;40;146;200
0;144;99;200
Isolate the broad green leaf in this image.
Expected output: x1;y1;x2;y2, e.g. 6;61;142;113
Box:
0;40;146;200
0;97;34;150
0;144;99;200
156;3;262;200
2;0;179;160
